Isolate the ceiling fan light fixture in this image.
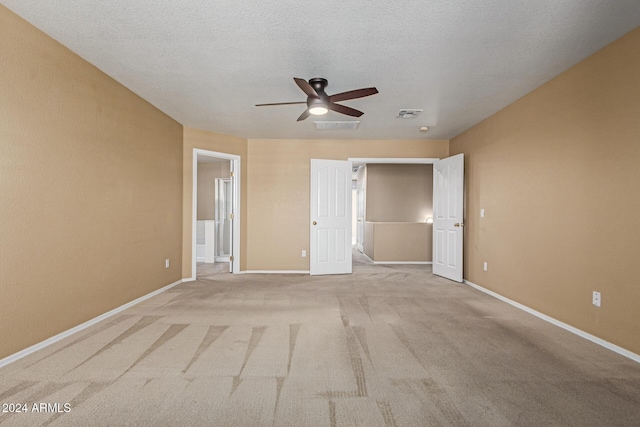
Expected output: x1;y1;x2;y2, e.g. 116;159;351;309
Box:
308;98;328;115
309;106;328;115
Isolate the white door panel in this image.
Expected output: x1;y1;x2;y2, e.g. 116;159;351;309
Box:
311;159;352;275
435;229;444;265
433;153;464;282
317;229;329;262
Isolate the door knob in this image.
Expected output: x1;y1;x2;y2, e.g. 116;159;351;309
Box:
313;221;317;225
454;223;465;227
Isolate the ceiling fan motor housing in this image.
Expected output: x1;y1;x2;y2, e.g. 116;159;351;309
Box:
309;78;328;94
307;78;329;107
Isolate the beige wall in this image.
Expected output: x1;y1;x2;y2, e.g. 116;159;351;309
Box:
0;7;183;360
246;139;448;270
182;127;248;276
450;28;640;354
364;222;375;259
366;164;433;222
197;160;230;220
368;223;431;262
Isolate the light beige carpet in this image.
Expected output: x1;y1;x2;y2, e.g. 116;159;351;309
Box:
1;250;639;426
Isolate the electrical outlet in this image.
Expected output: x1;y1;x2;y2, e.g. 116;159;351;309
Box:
592;291;601;307
165;259;170;269
481;208;485;218
301;250;306;257
483;262;488;271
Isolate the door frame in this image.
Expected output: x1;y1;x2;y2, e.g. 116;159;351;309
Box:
349;158;440;165
192;149;241;278
356;175;365;253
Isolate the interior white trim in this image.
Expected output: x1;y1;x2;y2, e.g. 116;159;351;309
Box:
374;261;432;265
238;270;310;274
464;280;640;364
361;251;431;265
348;157;440;165
192;149;241;279
0;279;183;369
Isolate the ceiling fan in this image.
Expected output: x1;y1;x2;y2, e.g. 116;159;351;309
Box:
255;77;378;121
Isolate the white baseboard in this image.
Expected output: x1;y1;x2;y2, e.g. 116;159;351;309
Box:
0;279;183;369
238;270;310;274
464;280;640;364
361;252;431;265
373;261;432;265
182;277;196;282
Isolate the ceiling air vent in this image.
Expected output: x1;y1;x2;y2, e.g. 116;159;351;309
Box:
396;109;423;119
314;121;360;130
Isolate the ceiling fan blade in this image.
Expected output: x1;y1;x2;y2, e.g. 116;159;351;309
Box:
329;103;364;117
329;87;378;103
297;109;311;121
255;101;306;107
294;78;319;98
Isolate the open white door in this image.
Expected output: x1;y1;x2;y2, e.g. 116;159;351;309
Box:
433;153;464;282
310;159;352;275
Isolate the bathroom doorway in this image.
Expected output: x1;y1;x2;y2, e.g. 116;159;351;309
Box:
192;148;241;279
214;178;232;262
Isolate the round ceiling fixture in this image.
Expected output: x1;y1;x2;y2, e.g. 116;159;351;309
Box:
308;98;328;115
419;126;429;132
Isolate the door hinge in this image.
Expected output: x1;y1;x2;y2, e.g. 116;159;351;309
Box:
230;255;234;261
230;213;234;220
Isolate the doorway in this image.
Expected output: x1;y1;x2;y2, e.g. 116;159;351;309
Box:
349;157;437;266
192;149;241;279
348;156;464;282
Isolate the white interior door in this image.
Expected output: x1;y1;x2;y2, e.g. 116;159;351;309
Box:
433;153;464;282
310;159;352;275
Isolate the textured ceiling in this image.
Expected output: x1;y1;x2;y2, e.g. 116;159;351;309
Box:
3;1;640;140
